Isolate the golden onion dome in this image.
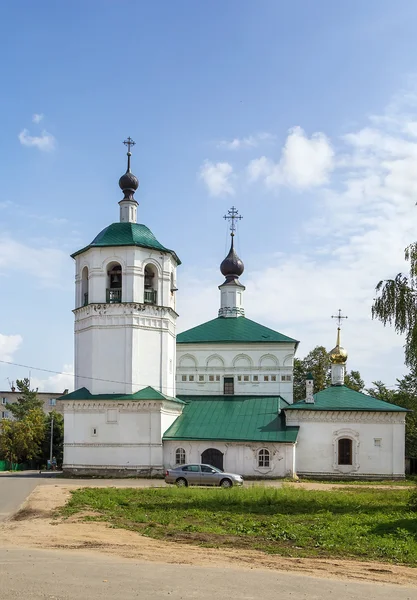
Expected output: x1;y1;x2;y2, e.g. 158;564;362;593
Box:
329;328;348;364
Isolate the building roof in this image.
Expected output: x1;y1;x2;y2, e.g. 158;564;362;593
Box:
71;222;180;264
285;385;409;412
57;386;185;404
177;316;299;345
163;395;299;443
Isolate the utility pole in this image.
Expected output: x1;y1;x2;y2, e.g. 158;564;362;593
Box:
49;415;54;464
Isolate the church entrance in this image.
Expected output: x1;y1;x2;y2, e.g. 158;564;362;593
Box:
201;448;224;471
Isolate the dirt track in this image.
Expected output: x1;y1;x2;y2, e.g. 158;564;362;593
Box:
0;484;416;587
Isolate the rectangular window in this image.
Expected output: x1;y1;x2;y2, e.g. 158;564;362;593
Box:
49;399;56;406
237;375;242;381
216;375;220;382
243;375;249;382
223;377;234;395
374;438;382;447
91;427;98;437
264;375;269;382
1;397;7;405
209;375;214;382
1;411;9;419
281;375;292;382
271;375;277;382
181;375;187;382
189;375;194;382
338;438;352;465
198;375;204;382
253;375;259;382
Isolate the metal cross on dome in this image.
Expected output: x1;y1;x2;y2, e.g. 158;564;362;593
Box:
223;206;242;236
123;137;136;153
331;309;348;327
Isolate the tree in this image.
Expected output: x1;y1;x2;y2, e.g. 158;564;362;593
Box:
372;243;417;369
294;346;365;401
7;378;44;420
0;408;45;466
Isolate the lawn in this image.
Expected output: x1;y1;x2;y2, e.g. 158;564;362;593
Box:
61;485;417;566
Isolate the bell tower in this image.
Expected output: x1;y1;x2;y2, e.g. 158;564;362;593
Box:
72;139;180;396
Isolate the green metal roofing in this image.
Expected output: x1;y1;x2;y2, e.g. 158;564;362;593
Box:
285;385;408;412
163;395;299;443
71;222;181;264
58;386;185;404
177;317;299;345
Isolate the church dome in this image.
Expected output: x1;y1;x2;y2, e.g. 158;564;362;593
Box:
329;328;348;364
220;238;244;278
119;171;139;193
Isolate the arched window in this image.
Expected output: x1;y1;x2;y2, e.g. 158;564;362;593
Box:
258;448;270;468
81;266;89;306
106;263;122;303
338;438;353;465
144;264;157;304
175;447;186;465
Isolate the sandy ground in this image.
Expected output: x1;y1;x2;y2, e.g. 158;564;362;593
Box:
0;483;416;588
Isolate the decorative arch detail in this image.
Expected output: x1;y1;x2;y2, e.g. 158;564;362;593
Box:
259;354;279;368
178;354;198;368
283;354;294;367
141;257;162;275
206;354;225;368
233;354;253;368
101;255;127;270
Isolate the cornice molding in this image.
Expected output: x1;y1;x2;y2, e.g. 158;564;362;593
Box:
285;410;406;424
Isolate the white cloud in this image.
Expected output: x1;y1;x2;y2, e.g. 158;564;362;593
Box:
32;113;44;124
199;160;235;197
182;90;417;386
0;333;22;362
0;236;71;288
18;129;55;152
31;364;74;393
218;132;275;150
248;126;334;190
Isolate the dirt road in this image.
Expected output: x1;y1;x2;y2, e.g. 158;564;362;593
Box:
1;546;416;600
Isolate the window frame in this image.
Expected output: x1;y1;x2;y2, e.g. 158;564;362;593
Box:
258;448;270;468
223;377;234;395
175;447;186;465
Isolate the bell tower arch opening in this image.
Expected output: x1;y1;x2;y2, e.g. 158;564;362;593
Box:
107;262;122;303
144;263;158;304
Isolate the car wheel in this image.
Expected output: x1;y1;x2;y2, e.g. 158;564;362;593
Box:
176;477;188;487
220;478;232;488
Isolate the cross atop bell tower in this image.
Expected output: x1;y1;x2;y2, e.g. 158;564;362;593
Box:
223;206;243;237
119;136;139;223
219;207;245;318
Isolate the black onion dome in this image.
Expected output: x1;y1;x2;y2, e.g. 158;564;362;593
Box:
119;170;139;193
220;237;244;278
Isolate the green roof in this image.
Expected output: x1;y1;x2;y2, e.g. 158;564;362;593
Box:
177;317;299;345
285;385;409;412
71;222;180;264
163;395;299;443
58;386;185;404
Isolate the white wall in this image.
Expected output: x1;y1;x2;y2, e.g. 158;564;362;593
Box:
285;410;406;477
163;440;295;478
176;342;295;402
63;399;183;474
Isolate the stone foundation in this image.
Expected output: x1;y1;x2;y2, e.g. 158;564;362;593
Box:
63;466;165;478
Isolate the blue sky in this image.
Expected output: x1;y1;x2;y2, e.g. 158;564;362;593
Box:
1;0;417;392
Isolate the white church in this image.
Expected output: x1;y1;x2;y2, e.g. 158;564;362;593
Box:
61;141;407;479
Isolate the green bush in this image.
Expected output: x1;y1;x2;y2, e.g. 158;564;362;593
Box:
408;485;417;511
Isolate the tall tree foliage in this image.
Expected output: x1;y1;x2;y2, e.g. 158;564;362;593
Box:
0;409;45;466
373;243;417;368
293;346;365;402
7;378;44;420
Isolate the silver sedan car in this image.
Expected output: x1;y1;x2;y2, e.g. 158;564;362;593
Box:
165;463;243;488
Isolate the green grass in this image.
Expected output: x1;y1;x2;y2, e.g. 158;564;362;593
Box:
61;485;417;566
288;476;417;487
